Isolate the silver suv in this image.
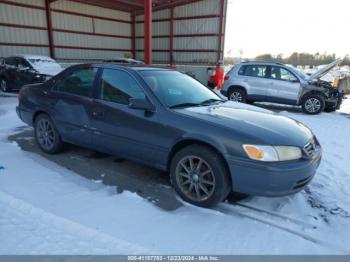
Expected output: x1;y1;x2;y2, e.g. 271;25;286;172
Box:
221;60;343;114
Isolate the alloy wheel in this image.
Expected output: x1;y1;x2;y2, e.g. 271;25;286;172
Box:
175;156;216;202
229;91;243;102
305;98;321;113
36;118;56;151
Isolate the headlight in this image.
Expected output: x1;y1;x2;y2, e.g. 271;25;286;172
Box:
243;145;302;162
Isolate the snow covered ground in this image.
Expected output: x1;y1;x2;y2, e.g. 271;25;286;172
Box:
0;95;350;254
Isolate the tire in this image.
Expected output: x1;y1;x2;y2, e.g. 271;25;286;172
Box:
301;94;325;114
0;78;9;92
170;145;231;208
34;114;64;154
228;88;246;103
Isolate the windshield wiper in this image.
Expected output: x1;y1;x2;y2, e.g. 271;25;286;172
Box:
199;99;224;106
169;102;200;109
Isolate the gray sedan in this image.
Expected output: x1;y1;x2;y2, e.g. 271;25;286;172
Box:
16;64;321;207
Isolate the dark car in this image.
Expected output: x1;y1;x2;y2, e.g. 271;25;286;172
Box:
0;55;62;92
16;64;322;207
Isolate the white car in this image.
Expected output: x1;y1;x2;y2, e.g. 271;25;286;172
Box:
221;60;343;114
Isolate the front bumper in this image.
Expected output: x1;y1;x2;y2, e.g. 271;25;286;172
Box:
224;151;321;196
325;91;344;110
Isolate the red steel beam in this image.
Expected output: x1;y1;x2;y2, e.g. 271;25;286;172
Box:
144;0;152;65
0;0;45;10
131;13;136;59
137;49;217;53
45;0;55;59
135;33;220;39
135;14;220;24
0;42;49;48
169;7;174;65
217;0;225;63
0;23;46;30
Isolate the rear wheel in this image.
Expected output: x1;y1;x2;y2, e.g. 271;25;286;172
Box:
301;94;325;114
34;114;64;154
0;79;9;92
228;88;246;103
170;145;231;207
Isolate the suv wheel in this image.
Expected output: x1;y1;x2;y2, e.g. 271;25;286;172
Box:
302;94;325;114
228;88;246;103
170;145;231;207
34;114;64;154
1;79;9;92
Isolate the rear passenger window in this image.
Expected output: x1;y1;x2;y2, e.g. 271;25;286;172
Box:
243;65;268;78
99;69;145;105
5;57;17;67
55;68;97;97
239;65;268;78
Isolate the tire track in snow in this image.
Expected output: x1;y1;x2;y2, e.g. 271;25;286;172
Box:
0;190;154;254
216;203;350;254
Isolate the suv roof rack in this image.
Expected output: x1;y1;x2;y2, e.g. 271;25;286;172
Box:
241;60;284;65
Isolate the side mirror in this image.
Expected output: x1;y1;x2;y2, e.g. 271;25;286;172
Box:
129;98;155;112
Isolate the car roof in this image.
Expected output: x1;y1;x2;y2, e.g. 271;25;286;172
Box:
16;54;54;60
239;60;284;66
77;63;174;72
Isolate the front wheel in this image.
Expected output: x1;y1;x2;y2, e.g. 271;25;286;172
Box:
0;79;9;92
170;145;231;207
301;94;325;114
228;88;246;103
34;114;64;154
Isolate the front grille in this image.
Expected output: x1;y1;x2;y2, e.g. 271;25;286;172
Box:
303;138;318;158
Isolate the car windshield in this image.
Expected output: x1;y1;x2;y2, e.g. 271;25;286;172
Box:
140;70;222;108
286;65;308;80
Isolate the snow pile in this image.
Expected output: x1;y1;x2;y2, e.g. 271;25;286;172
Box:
0;97;350;254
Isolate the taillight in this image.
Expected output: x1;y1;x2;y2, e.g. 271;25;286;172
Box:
224;75;230;80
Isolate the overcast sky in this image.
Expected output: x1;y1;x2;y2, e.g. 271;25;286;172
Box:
224;0;350;58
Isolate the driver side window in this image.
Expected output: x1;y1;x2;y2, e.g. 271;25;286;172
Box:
270;66;297;82
99;69;145;105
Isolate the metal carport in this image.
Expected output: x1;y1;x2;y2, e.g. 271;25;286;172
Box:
0;0;227;66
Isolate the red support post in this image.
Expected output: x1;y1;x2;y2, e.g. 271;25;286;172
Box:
169;7;174;66
216;0;224;63
144;0;152;65
45;0;55;59
131;13;136;59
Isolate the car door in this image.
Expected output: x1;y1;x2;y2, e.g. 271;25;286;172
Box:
240;64;269;100
17;57;37;87
90;68;161;165
50;66;98;146
267;66;301;104
4;57;20;89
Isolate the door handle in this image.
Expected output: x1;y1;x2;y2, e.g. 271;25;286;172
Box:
92;111;105;117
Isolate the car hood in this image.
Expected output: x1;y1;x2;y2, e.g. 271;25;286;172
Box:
177;101;313;146
31;64;63;76
307;59;343;81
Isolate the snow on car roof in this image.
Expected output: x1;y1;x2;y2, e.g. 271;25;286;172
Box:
18;54;55;61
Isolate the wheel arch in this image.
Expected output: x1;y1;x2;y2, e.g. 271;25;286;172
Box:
167;138;232;185
32;110;50;125
300;90;326;104
227;85;247;95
